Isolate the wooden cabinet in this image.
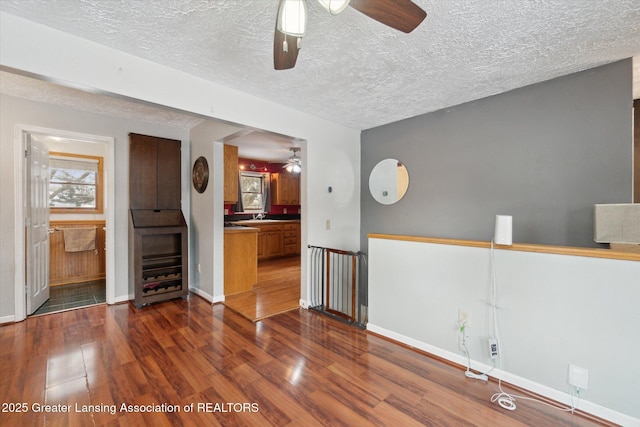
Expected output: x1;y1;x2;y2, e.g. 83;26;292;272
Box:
129;133;181;210
253;224;283;260
237;221;300;260
271;172;300;205
129;211;188;308
129;133;188;308
283;222;300;255
224;144;238;204
224;228;258;295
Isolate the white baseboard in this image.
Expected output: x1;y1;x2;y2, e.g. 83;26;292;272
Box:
112;295;131;304
0;315;16;324
211;294;225;304
189;287;219;303
366;323;640;427
299;299;309;309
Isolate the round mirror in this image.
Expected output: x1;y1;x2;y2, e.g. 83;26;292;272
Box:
368;158;409;205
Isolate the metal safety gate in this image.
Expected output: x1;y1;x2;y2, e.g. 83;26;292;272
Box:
308;245;367;328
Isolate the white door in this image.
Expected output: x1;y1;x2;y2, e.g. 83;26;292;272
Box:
27;135;50;315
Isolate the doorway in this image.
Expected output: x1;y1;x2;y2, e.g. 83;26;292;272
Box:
15;125;115;321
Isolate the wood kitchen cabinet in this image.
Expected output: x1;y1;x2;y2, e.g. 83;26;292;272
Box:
271;172;300;205
237;220;300;260
283;222;300;255
224;144;238;204
255;224;283;260
224;227;258;295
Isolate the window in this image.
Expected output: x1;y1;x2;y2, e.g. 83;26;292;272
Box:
49;152;103;214
240;172;266;211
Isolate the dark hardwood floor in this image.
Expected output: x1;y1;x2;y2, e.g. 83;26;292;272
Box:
0;295;609;427
224;256;301;322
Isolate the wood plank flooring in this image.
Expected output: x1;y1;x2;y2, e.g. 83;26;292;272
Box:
224;256;301;322
0;296;610;427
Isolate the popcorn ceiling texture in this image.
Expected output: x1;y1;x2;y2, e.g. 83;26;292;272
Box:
1;0;639;130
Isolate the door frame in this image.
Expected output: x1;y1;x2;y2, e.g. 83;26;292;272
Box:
14;124;116;321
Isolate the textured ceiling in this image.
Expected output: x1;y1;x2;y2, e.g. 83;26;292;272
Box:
0;0;639;132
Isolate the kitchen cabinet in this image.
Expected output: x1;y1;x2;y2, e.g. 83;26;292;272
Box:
271;172;300;205
283;222;300;255
224;227;258;295
224;144;238;204
235;220;300;260
254;224;283;260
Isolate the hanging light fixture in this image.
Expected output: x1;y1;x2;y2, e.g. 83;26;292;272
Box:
318;0;350;15
284;148;302;174
277;0;307;36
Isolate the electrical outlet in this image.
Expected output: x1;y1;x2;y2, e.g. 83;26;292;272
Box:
458;309;469;328
457;309;469;351
326;219;331;230
568;365;589;390
197;263;201;273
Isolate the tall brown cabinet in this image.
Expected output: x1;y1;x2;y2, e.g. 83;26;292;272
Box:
128;133;188;308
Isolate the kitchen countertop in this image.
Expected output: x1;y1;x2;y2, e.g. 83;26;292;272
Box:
224;226;259;234
234;219;300;224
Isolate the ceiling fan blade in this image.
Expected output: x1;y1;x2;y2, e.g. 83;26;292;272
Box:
348;0;427;33
274;29;300;70
273;0;300;70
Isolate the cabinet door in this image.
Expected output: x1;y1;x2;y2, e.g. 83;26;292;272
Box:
130;133;181;210
272;172;300;205
257;232;266;259
265;231;283;257
224;145;238;203
129;134;158;210
157;138;181;210
288;174;300;205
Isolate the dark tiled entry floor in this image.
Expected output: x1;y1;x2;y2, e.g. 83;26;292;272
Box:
32;279;106;316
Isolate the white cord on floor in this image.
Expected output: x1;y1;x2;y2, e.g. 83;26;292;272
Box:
490;379;579;413
463;341;492;381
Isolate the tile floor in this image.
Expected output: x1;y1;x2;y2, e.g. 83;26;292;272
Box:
32;279;106;316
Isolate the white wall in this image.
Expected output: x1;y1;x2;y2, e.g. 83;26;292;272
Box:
0;12;361;316
189;121;243;302
368;237;640;425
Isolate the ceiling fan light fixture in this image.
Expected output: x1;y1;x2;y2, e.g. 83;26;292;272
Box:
318;0;350;15
277;0;307;36
284;147;302;174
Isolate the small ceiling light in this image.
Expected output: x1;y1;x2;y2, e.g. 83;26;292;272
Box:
277;0;307;36
318;0;350;15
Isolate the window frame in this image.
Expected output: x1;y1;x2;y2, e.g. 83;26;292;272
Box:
49;151;104;214
239;171;267;212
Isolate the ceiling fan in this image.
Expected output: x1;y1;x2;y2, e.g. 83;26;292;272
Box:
274;0;427;70
283;147;302;173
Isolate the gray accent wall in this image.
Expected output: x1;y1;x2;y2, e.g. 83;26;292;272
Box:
361;59;633;250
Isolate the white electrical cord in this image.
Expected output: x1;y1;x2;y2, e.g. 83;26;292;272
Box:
488;240;581;414
491;379;580;413
462;336;492;381
462;240;500;382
